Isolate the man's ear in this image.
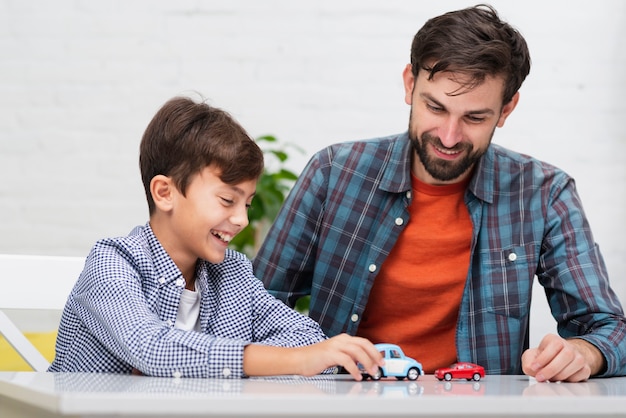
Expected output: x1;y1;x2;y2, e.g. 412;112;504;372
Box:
150;175;175;212
496;92;520;128
402;63;416;105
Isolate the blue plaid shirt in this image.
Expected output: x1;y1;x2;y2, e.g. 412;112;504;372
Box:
49;223;327;378
253;132;626;376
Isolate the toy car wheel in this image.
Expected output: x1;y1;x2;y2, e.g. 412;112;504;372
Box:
407;367;420;381
472;373;481;381
444;372;452;381
370;367;383;381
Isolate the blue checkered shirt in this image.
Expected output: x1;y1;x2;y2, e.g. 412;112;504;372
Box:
48;223;327;378
253;132;626;376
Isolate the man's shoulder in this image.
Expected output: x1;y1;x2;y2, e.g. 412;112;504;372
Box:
311;132;410;168
483;144;572;192
489;143;565;174
326;132;408;153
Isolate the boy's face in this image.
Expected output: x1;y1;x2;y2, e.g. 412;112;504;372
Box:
164;166;256;266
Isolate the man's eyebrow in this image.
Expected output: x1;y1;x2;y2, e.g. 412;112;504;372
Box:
420;93;495;116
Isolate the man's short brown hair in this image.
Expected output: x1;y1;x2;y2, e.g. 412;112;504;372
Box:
410;4;531;105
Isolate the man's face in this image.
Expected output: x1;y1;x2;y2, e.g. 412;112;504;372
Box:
403;65;518;185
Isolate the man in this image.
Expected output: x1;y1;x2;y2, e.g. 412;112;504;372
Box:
253;5;626;382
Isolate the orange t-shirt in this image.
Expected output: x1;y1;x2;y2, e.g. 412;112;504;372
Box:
357;174;472;373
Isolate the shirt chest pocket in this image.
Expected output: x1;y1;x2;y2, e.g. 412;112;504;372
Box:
480;244;538;319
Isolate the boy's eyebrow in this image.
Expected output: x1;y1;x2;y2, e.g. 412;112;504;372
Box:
420;92;495;116
229;184;256;198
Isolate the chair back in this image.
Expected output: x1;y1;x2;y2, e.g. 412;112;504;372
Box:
0;254;84;371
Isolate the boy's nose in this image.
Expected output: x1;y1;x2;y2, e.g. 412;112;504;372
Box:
231;205;250;228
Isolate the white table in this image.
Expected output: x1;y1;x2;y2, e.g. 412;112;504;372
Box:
1;372;625;417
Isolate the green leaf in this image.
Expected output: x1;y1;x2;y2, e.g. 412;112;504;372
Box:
256;135;277;143
229;134;302;258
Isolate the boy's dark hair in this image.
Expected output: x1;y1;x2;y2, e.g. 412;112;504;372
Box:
410;4;531;105
139;96;264;214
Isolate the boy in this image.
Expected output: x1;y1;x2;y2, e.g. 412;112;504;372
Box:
48;96;382;379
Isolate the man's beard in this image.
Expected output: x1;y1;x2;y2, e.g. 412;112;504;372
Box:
410;130;491;182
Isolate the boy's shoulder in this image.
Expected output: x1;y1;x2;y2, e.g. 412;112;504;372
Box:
93;225;153;261
86;224;178;283
203;248;253;276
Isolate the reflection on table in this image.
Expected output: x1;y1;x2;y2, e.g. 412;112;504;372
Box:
2;372;626;417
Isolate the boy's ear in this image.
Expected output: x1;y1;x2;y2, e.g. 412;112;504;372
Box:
150;175;175;212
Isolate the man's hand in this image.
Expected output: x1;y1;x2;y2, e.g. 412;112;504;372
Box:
521;333;605;382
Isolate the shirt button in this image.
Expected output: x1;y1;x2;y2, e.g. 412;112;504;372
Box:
172;370;182;379
222;368;232;377
166;319;174;327
395;217;404;226
368;264;377;273
351;314;359;323
406;191;412;199
508;253;517;262
175;278;185;287
158;277;166;284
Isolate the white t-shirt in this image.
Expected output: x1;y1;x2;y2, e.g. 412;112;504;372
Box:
175;280;201;332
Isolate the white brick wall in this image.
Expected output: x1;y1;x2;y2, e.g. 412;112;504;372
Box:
1;0;624;312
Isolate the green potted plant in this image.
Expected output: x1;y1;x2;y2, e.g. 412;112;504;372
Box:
230;135;311;313
229;135;300;258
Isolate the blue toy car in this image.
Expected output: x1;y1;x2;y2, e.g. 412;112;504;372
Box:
362;343;424;381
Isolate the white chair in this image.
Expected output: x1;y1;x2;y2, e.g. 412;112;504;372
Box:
0;254;85;371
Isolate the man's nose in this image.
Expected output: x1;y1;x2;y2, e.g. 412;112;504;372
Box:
438;118;463;148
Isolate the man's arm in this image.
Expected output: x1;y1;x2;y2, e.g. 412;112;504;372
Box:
536;174;626;378
253;152;328;306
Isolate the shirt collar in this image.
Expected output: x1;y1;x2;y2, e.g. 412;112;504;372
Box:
468;145;496;204
378;131;414;193
386;131;497;204
133;222;186;284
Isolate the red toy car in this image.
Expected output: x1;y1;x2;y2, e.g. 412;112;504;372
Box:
434;362;485;381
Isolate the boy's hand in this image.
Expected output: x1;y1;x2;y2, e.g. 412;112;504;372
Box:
521;333;605;382
295;334;384;380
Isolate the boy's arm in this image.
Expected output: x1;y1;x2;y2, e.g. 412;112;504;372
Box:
243;334;383;380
